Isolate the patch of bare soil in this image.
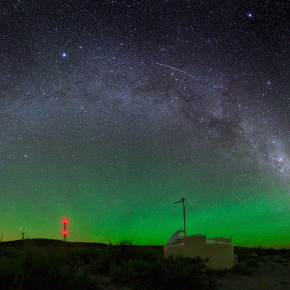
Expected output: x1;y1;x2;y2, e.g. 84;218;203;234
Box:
97;276;132;290
216;255;290;290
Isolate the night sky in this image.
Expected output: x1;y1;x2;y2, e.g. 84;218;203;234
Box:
1;0;290;248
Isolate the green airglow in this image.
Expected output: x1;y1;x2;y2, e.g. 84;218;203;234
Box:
1;160;289;248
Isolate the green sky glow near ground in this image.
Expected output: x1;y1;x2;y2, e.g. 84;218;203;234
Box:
1;138;290;248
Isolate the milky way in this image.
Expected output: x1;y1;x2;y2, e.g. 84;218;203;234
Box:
1;1;290;247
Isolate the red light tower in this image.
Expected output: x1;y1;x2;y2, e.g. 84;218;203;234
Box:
63;219;67;242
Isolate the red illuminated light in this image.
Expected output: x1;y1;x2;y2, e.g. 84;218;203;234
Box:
62;218;68;241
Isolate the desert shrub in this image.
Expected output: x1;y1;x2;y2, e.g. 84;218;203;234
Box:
281;254;290;259
14;243;54;289
214;268;227;278
245;258;260;267
279;248;289;254
109;257;161;287
231;264;254;275
76;248;100;264
0;255;17;290
140;248;162;263
110;255;214;290
233;248;251;262
90;249;112;275
275;256;284;263
204;267;215;278
0;242;97;290
235;246;290;260
118;239;133;246
108;244;145;265
254;246;267;256
162;256;213;290
265;248;278;255
109;260;139;286
133;259;160;289
0;240;218;290
250;253;259;258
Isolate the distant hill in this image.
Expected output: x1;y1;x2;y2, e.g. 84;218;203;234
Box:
0;238;164;250
0;238;108;249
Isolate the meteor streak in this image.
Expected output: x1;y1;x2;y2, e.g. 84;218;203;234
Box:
156;63;196;79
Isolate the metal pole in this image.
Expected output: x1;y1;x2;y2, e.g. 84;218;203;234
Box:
182;198;186;237
64;221;66;242
174;198;187;237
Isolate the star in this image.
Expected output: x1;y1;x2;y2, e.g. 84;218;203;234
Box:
1;0;290;248
275;157;283;163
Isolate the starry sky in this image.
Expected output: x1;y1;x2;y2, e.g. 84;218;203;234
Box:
1;0;290;248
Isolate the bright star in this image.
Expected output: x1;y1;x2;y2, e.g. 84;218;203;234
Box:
62;53;67;57
247;13;253;18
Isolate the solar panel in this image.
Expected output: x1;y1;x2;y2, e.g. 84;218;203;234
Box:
166;230;183;246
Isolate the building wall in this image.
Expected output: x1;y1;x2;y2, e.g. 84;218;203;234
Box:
164;235;235;270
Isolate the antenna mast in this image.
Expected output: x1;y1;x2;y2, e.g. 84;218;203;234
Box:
174;198;188;237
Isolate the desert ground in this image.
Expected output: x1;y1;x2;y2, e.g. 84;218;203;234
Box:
0;239;289;290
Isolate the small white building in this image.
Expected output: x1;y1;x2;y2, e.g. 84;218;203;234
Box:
164;233;236;270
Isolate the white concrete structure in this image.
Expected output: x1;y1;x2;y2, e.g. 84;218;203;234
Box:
164;234;235;270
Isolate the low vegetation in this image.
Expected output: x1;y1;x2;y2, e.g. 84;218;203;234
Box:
1;240;289;289
0;239;215;290
230;246;290;276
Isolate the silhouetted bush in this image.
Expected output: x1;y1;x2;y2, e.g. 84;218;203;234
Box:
7;240;289;289
0;255;16;289
90;249;112;275
118;239;133;246
109;255;214;290
231;263;255;275
0;241;98;289
245;257;260;267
